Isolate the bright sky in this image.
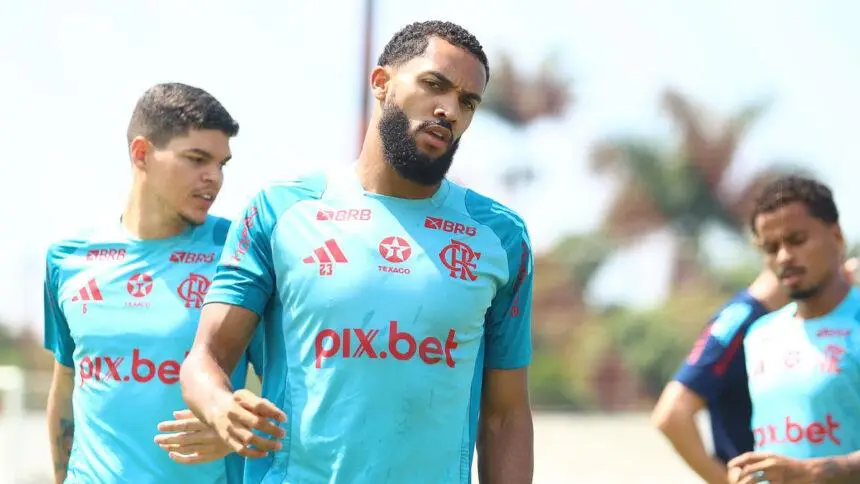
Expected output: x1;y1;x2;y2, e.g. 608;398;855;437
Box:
2;0;858;329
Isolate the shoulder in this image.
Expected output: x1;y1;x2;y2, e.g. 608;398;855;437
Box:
746;302;795;340
459;184;529;248
705;295;763;344
201;215;233;247
256;169;328;210
45;222;119;269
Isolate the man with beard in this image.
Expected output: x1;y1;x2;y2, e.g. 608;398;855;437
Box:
179;20;534;484
727;175;860;484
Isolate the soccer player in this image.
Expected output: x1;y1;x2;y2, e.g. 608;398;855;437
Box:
43;82;259;483
652;268;787;484
727;175;860;483
180;20;535;484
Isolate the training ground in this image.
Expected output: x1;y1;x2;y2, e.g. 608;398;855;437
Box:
1;411;705;483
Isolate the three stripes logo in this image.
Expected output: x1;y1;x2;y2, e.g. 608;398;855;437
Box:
71;278;103;314
302;239;348;276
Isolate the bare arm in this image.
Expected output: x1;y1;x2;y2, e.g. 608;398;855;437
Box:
652;381;728;484
810;454;860;483
477;367;534;484
47;361;75;484
180;302;258;425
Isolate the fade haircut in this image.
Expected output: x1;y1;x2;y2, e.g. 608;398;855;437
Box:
377;20;490;82
749;175;839;234
126;83;239;148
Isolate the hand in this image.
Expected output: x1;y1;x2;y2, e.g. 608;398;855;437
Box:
209;389;287;458
727;452;815;484
154;409;232;464
843;257;858;284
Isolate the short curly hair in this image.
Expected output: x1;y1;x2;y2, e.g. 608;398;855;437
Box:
377;20;489;82
127;83;239;148
749;175;839;233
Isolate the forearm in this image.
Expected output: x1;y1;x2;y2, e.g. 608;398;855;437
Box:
808;452;860;483
657;416;728;484
47;382;74;483
476;410;534;484
179;348;235;425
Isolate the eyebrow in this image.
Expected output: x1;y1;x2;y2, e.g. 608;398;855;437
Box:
184;148;232;163
426;70;483;105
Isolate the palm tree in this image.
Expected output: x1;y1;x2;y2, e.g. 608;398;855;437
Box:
480;52;573;192
591;88;799;288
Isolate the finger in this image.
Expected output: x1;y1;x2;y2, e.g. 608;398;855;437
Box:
235;391;287;422
155;431;209;446
162;442;209;453
230;406;286;439
169;451;204;464
173;409;195;419
221;432;265;459
227;423;282;454
728;452;769;469
157;417;208;433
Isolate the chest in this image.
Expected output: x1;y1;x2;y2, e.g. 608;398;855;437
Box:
58;243;220;346
271;200;507;328
746;323;857;398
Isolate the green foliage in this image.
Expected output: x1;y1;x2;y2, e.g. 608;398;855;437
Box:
0;325;24;367
601;289;726;398
529;349;581;409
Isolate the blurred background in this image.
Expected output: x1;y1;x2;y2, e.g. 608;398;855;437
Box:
1;0;859;482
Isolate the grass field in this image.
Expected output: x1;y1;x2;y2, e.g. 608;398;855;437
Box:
0;411;704;483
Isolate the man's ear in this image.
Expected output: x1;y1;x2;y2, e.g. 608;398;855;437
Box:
370;66;392;102
129;136;150;170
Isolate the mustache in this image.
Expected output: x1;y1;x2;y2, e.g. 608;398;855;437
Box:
778;267;806;278
417;119;453;133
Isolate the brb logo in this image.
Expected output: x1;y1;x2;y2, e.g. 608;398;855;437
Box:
314;321;458;369
439;239;481;281
754;414;841;448
317;208;372;221
424;216;477;237
78;349;188;387
177;273;211;309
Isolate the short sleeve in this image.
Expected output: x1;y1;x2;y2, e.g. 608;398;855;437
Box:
484;226;534;370
205;190;279;316
673;301;755;400
42;248;75;368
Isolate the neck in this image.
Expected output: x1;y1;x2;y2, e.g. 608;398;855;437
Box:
122;184;188;240
355;118;441;200
796;277;852;320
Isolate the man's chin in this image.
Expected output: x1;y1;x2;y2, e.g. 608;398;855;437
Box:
179;211;208;227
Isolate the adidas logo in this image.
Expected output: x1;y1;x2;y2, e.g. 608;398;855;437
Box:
71;278;103;302
302;240;348;276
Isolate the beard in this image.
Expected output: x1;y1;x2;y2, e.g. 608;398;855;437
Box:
378;101;460;186
788;285;821;300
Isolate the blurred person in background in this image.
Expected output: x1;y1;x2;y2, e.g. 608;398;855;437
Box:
727;175;860;483
180;20;534;484
652;268;788;484
43;82;261;484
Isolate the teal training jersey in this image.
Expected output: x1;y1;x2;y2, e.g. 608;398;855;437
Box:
43;216;261;484
745;287;860;459
207;167;534;484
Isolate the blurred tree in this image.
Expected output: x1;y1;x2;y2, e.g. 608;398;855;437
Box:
481;52;573;192
591;88;802;288
602;283;729;398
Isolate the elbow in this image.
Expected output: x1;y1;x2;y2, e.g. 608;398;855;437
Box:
651;403;687;436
